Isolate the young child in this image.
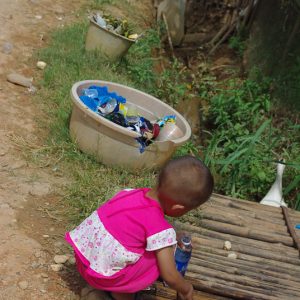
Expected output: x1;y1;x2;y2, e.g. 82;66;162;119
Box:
65;155;214;300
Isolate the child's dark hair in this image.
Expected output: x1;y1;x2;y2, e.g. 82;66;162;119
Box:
158;155;214;208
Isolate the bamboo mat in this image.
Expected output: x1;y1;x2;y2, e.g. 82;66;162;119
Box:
141;194;300;300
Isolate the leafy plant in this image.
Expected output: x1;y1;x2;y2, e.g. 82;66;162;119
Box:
229;35;246;57
93;0;115;5
125;28;161;91
202;77;300;207
32;0;300;217
274;56;300;110
124;28;189;106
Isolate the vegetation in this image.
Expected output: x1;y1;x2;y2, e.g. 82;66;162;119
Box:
201;77;300;208
31;0;300;224
123;28;189;106
34;23;158;225
228;35;246;57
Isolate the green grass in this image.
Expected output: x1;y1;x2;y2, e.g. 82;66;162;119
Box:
199;77;300;208
31;0;194;226
31;0;300;223
34;19;160;225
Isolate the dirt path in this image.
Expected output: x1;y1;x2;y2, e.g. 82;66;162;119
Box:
0;1;85;299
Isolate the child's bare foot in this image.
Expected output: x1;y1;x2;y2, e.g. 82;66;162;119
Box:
110;292;135;300
81;285;112;300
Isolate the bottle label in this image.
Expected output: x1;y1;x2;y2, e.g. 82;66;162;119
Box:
174;245;192;277
175;260;189;276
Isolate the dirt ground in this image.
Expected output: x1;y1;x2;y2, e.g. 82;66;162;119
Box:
0;0;87;299
0;0;240;299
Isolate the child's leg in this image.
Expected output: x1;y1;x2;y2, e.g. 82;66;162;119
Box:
111;292;135;300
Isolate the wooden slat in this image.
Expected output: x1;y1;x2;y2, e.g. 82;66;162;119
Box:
140;282;230;300
165;194;300;300
199;208;289;233
175;222;295;251
189;257;300;294
200;203;286;226
187;273;281;300
282;206;300;257
191;250;300;283
191;233;300;258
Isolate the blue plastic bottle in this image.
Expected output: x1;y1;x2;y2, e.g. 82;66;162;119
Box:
174;234;192;276
82;88;98;99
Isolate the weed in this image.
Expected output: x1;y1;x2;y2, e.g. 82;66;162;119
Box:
124;28;161;91
155;60;189;106
202;77;300;207
175;141;201;158
229;36;246;57
273;56;300;110
35;21;158;224
98;0;114;4
124;28;189;106
32;0;300;218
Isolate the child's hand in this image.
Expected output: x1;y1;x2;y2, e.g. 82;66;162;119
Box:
178;282;193;300
156;247;194;299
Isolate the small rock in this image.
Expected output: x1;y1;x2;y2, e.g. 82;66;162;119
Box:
81;286;94;297
34;251;42;258
54;241;63;248
223;241;232;251
11;161;27;170
31;262;40;269
50;227;55;232
68;257;76;265
54;6;64;14
28;85;37;94
40;273;48;278
0;203;10;209
29;183;51;197
50;264;63;272
35;15;43;19
227;252;238;259
54;255;69;264
7;73;33;88
81;287;110;300
40;289;47;293
38;258;46;265
2;42;13;54
18;280;29;290
43;235;49;238
37;61;47;70
128;33;138;40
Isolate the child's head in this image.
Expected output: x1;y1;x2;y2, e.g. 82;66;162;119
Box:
157;155;214;217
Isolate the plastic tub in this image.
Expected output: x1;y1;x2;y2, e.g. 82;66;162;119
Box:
85;18;135;61
69;80;192;169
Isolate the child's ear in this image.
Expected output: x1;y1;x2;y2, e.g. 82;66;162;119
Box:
172;204;185;210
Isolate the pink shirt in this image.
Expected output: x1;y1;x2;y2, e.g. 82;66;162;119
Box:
66;188;176;277
98;188;174;254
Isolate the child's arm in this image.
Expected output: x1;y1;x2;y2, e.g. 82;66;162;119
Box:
156;246;193;300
